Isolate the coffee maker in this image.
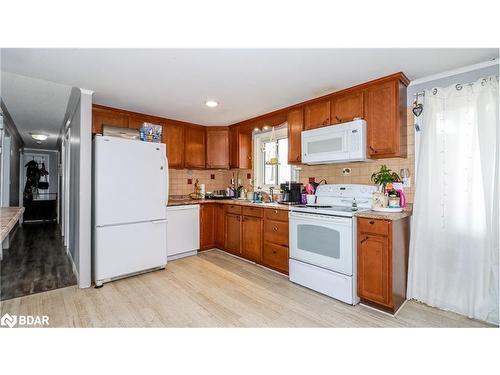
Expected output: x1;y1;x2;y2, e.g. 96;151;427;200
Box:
280;182;303;204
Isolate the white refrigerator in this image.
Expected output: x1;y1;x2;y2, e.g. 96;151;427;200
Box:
93;136;168;286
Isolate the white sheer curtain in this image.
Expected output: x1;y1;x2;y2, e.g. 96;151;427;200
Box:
408;76;499;325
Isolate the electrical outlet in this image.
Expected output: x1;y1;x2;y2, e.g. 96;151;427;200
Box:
342;168;351;176
187;179;192;184
210;174;215;179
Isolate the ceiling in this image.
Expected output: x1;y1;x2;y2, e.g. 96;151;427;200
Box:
1;72;72;149
1;48;498;126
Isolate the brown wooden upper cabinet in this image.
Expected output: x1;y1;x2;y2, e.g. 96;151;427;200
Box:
304;99;330;130
229;126;252;169
287;107;304;164
331;91;364;124
206;127;229;169
184;125;206;169
164;123;185;169
92;107;129;134
365;78;407;158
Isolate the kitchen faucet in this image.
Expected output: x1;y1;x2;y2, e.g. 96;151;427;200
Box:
269;187;274;202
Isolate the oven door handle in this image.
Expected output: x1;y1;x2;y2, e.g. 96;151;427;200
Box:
290;212;352;225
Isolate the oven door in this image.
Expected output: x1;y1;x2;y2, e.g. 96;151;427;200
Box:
289;211;353;275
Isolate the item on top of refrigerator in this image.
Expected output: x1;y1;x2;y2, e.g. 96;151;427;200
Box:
140;123;162;143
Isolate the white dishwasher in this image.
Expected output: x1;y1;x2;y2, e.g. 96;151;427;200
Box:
166;205;200;260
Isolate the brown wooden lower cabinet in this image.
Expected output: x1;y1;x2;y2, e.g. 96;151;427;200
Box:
200;204;215;250
241;215;263;263
225;212;242;255
214;204;225;248
205;203;289;274
357;216;410;314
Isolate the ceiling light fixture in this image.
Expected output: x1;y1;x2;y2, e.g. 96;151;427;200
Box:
253;127;260;132
205;100;219;108
31;134;48;141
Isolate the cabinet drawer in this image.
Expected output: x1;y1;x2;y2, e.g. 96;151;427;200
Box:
263;243;289;274
264;220;289;246
225;204;242;215
264;208;289;222
242;206;263;218
358;217;390;236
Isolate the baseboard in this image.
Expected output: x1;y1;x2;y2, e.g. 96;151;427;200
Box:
167;250;198;261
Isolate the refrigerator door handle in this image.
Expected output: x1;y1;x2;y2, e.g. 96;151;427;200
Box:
152;219;168;224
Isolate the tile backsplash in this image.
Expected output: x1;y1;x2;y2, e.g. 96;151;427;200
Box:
298;108;416;203
169;168;252;196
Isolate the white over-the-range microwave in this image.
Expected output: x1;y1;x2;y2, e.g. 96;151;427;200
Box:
301;119;369;164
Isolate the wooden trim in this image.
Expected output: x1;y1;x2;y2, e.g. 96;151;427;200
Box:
227;72;409;128
92;103;206;128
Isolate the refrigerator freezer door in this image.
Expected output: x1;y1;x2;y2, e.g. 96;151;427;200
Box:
94;220;167;281
94;136;167;226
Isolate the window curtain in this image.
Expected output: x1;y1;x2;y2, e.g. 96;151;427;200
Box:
407;76;499;325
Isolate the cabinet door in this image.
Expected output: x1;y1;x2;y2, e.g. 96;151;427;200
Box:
238;131;252;169
185;126;206;169
365;81;399;158
357;233;392;307
287;107;304;164
200;204;215;250
206;128;229;169
304;100;330;130
92;109;129;134
214;204;225;248
241;215;263;263
331;91;364;124
225;213;241;255
128;116;147;129
164;123;184;169
229;126;239;169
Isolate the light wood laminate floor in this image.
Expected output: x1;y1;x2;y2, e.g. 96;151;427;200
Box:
0;250;493;328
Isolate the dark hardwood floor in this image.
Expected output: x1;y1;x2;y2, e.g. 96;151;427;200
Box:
0;222;77;301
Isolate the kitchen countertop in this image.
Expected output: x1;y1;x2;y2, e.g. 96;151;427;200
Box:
354;206;412;221
167;197;292;211
1;207;25;242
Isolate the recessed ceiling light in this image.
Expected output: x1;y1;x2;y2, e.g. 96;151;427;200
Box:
262;126;270;131
36;141;42;144
31;134;48;141
253;127;260;132
205;100;219;108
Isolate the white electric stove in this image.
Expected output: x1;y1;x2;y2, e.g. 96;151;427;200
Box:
289;184;377;304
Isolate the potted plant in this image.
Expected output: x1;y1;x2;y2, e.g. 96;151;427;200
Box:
371;165;401;192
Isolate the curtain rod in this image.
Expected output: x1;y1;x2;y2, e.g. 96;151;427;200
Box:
413;75;499;97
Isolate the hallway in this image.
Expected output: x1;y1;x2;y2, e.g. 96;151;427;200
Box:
0;222;77;300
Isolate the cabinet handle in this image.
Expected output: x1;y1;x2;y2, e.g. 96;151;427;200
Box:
335;115;341;122
273;227;278;231
273;210;278;214
272;250;277;254
296;155;300;161
369;220;375;224
360;236;369;243
369;146;377;153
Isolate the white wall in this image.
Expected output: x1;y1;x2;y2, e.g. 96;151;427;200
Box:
66;88;93;288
